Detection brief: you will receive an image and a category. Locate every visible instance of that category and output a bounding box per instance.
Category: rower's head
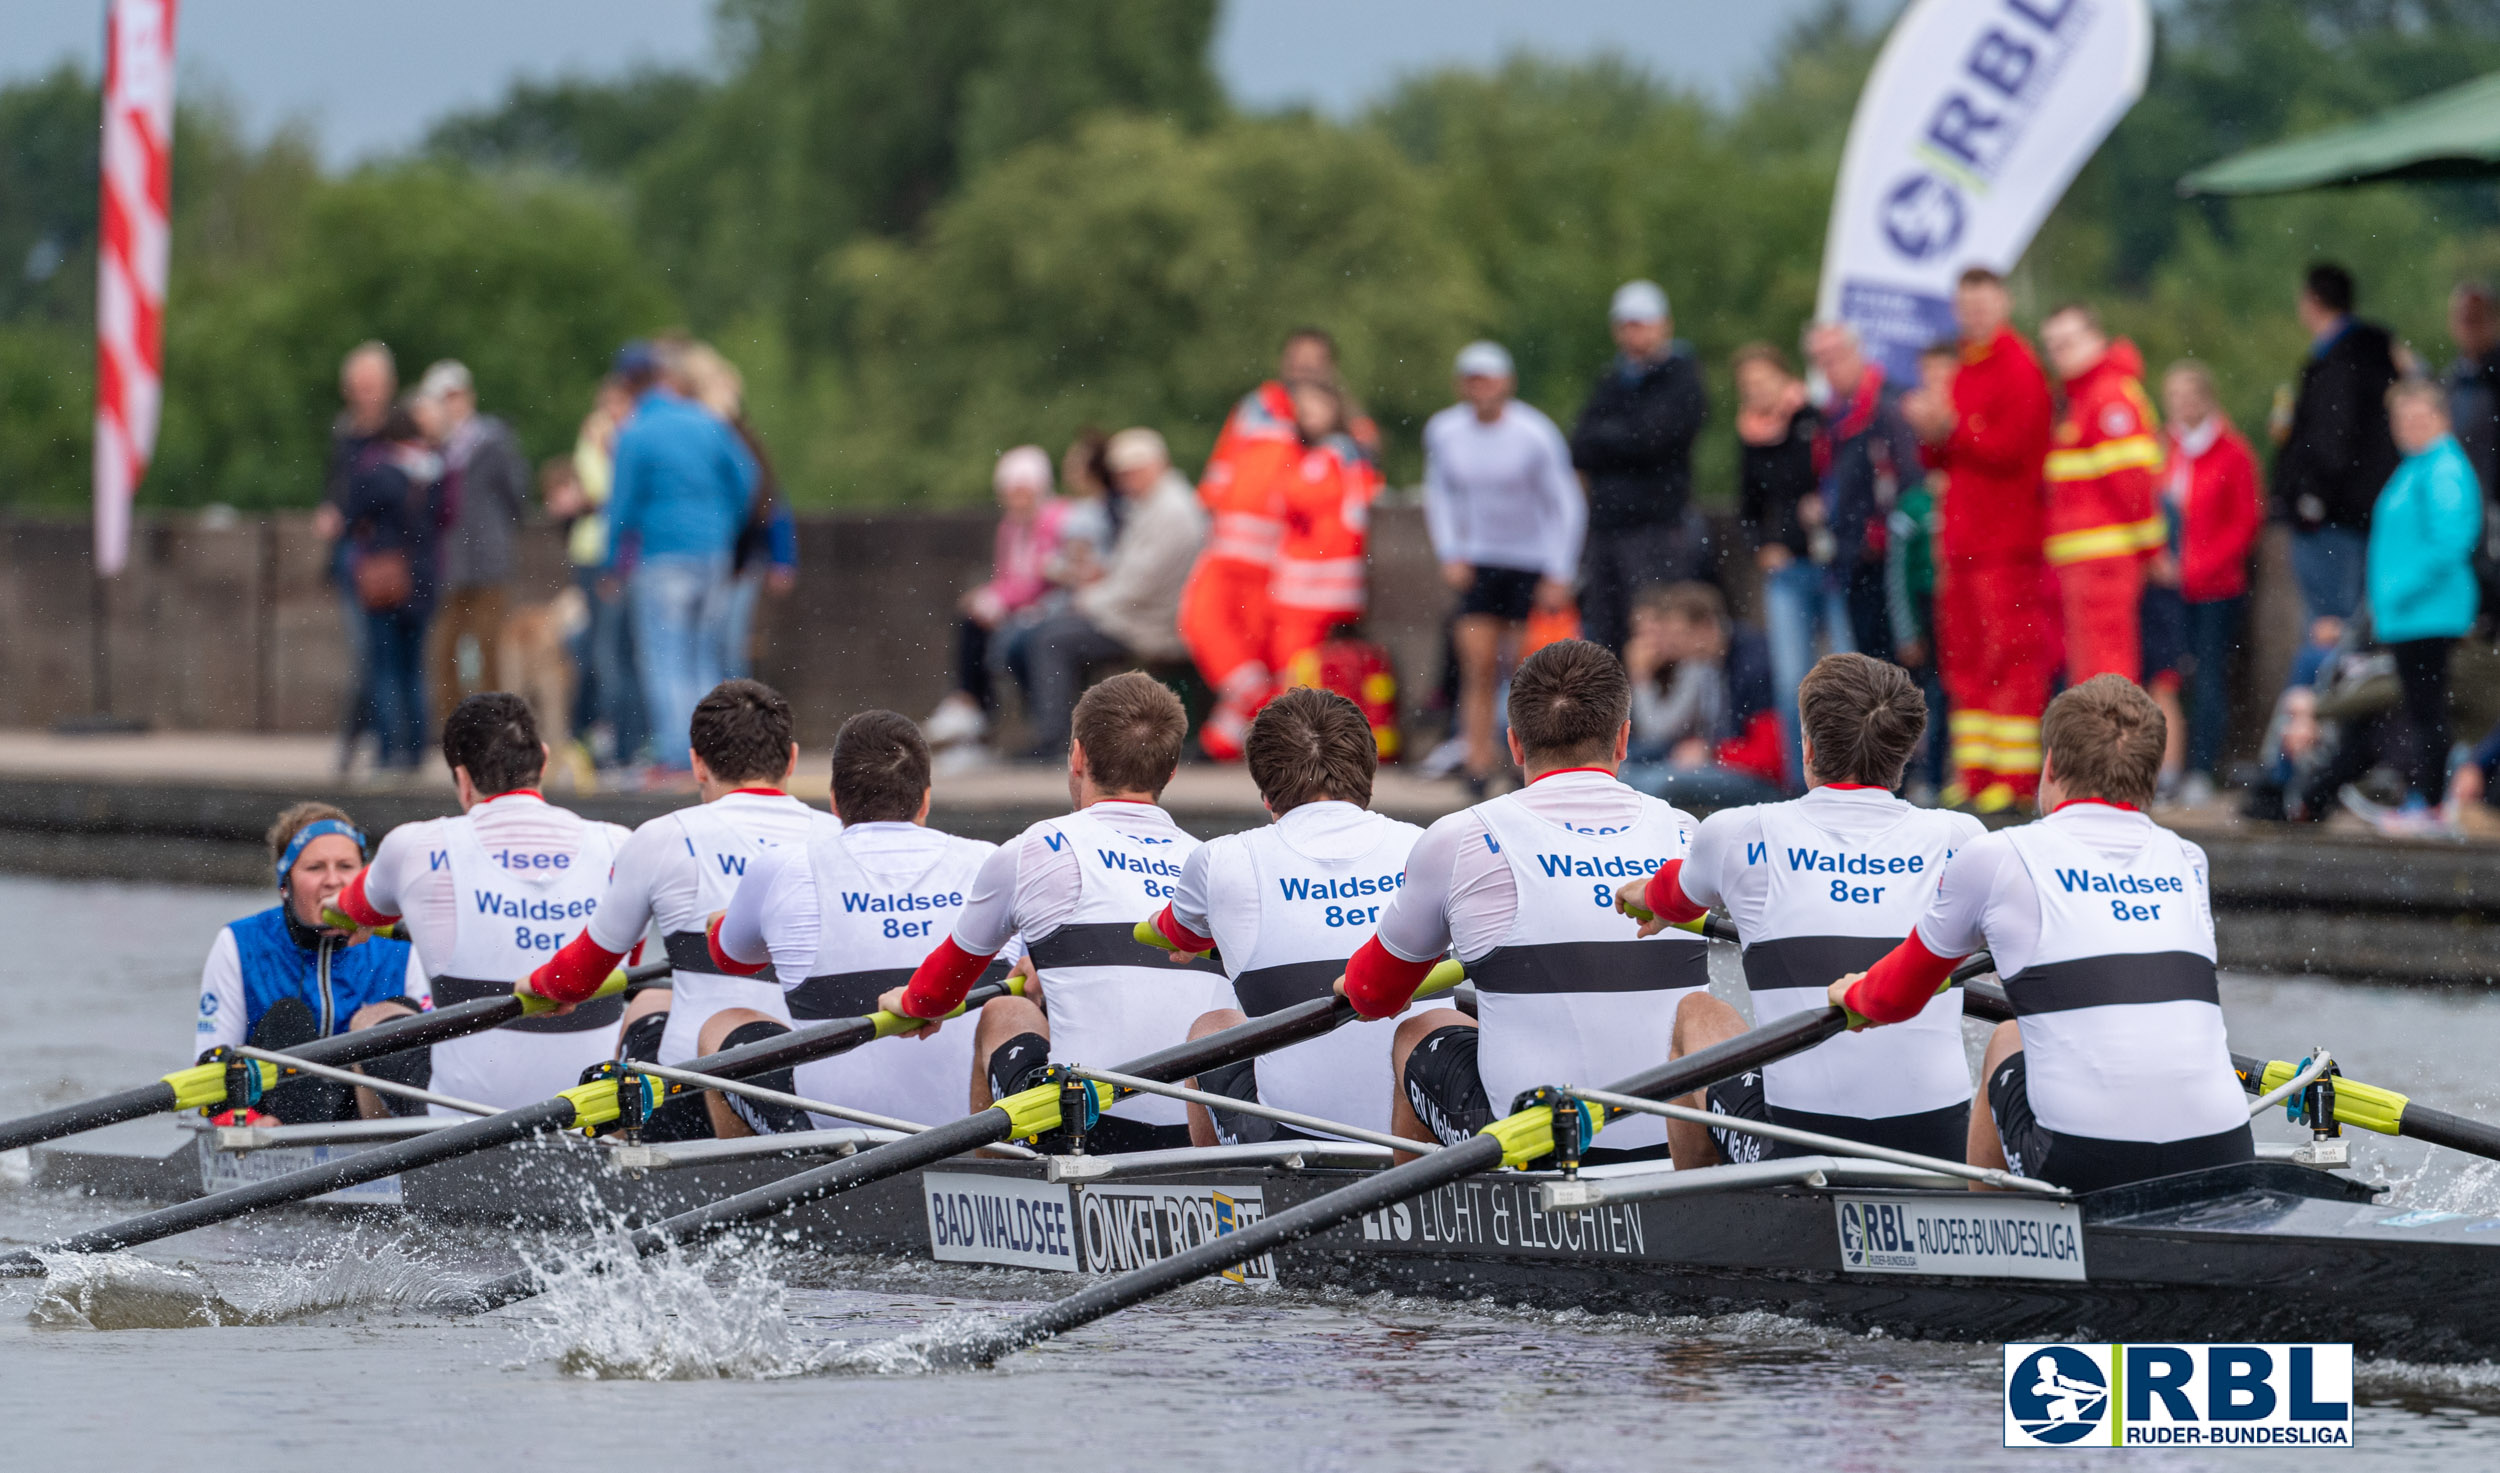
[830,709,933,826]
[1246,686,1376,817]
[2039,674,2165,811]
[267,801,366,930]
[441,692,547,812]
[1068,672,1187,809]
[1797,653,1926,791]
[1504,638,1631,778]
[690,679,799,802]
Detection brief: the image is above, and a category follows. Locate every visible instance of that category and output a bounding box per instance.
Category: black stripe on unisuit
[665,929,780,984]
[1028,922,1224,974]
[429,976,626,1034]
[1230,958,1352,1017]
[2002,951,2220,1016]
[1465,938,1706,995]
[1738,934,1901,995]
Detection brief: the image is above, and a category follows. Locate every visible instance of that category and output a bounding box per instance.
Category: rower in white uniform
[1340,639,1703,1161]
[701,709,1008,1138]
[1831,674,2255,1192]
[1612,653,1982,1168]
[886,672,1228,1152]
[523,679,838,1138]
[333,692,632,1112]
[1145,686,1449,1146]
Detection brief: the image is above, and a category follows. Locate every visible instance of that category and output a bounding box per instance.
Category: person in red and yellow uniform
[1178,379,1292,760]
[1270,381,1382,678]
[2040,304,2166,685]
[1904,267,2057,812]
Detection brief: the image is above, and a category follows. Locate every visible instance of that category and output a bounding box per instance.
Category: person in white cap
[926,445,1064,758]
[1009,427,1206,757]
[1423,340,1586,793]
[1570,279,1711,655]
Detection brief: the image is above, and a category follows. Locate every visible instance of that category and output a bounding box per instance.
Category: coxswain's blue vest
[227,906,416,1041]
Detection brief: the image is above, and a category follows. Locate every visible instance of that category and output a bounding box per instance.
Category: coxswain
[522,680,837,1137]
[885,672,1227,1151]
[331,692,633,1111]
[1341,639,1704,1159]
[1830,674,2254,1191]
[1613,653,1982,1168]
[699,710,1007,1137]
[1146,686,1448,1146]
[196,802,430,1123]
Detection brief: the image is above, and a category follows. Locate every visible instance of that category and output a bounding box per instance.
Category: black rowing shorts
[1457,565,1543,622]
[1194,1059,1318,1147]
[1986,1050,2254,1194]
[1399,1023,1671,1166]
[1702,1068,1970,1165]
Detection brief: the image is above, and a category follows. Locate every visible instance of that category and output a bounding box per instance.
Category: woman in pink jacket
[927,446,1065,752]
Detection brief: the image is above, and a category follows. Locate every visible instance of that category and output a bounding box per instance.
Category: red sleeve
[1714,711,1788,789]
[1150,904,1214,954]
[705,912,768,977]
[1841,930,1964,1025]
[898,936,997,1019]
[335,868,397,928]
[2216,439,2264,564]
[528,931,627,1006]
[1342,935,1437,1021]
[1640,859,1711,927]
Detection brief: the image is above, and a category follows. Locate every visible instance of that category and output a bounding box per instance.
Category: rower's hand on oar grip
[873,986,943,1040]
[1826,974,1875,1032]
[513,975,576,1018]
[1611,879,1671,937]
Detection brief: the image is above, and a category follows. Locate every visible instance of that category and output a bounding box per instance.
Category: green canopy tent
[2180,69,2500,195]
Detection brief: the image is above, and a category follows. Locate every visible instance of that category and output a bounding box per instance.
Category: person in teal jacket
[2366,379,2485,807]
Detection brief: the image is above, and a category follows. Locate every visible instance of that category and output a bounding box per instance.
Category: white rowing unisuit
[1912,802,2243,1144]
[1676,785,1981,1121]
[1375,769,1702,1149]
[1171,801,1446,1138]
[358,792,630,1112]
[719,821,999,1129]
[948,800,1227,1127]
[585,790,839,1063]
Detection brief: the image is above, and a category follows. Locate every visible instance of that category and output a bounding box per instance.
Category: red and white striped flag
[94,0,180,576]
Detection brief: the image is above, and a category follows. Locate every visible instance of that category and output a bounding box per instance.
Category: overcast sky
[0,0,1864,167]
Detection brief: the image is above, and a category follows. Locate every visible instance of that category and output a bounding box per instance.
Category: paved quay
[0,729,2489,985]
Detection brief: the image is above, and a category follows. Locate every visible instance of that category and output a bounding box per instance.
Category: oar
[1957,969,2500,1164]
[0,974,1023,1279]
[460,958,1470,1312]
[0,961,671,1155]
[942,998,1854,1366]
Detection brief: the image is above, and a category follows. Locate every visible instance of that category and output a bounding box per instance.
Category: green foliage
[423,69,709,177]
[0,65,102,327]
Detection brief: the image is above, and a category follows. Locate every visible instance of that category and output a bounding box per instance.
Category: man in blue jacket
[607,341,759,770]
[2362,378,2484,825]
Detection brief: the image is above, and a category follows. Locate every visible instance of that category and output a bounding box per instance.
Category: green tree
[0,65,102,327]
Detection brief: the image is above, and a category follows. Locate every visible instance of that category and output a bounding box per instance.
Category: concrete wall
[0,505,2319,755]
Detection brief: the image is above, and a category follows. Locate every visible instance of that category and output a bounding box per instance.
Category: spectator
[2445,719,2500,829]
[315,341,396,774]
[2039,304,2164,685]
[548,372,648,769]
[1885,342,1958,801]
[411,360,530,733]
[1617,582,1784,810]
[1422,340,1586,792]
[1736,339,1829,787]
[1570,279,1712,654]
[1805,324,1922,711]
[2155,360,2264,806]
[1904,266,2055,812]
[606,341,760,771]
[672,343,796,683]
[927,445,1065,755]
[2358,378,2483,825]
[2273,262,2400,624]
[1268,381,1383,679]
[1011,428,1205,757]
[1056,429,1119,583]
[339,405,445,773]
[2444,281,2500,494]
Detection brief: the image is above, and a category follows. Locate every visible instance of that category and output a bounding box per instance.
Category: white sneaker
[2176,772,2216,809]
[1419,736,1470,780]
[923,693,988,748]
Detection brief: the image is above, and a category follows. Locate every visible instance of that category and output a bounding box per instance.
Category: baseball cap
[1105,427,1169,474]
[993,444,1053,494]
[415,359,472,402]
[1454,340,1514,380]
[1610,279,1669,324]
[611,339,658,378]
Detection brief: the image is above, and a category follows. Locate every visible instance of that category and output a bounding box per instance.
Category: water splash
[512,1225,829,1381]
[24,1225,477,1331]
[2382,1156,2500,1216]
[825,1310,1017,1376]
[2357,1358,2500,1406]
[27,1253,242,1330]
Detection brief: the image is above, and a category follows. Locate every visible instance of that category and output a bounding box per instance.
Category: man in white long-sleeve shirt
[1423,340,1589,790]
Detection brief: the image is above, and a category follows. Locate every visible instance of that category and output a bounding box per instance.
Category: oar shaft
[2396,1103,2500,1161]
[0,1083,178,1156]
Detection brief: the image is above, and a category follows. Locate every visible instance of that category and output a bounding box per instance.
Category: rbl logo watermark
[2003,1343,2353,1448]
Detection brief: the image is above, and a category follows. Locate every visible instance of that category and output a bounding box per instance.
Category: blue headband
[278,818,367,890]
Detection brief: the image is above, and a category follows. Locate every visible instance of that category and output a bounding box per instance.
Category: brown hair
[1246,686,1376,812]
[441,692,542,795]
[1507,639,1630,767]
[829,710,929,825]
[690,679,796,785]
[1634,580,1726,628]
[1957,265,2005,290]
[2387,375,2448,417]
[2041,674,2166,808]
[1072,672,1187,798]
[1798,654,1926,789]
[1730,341,1791,378]
[267,801,359,870]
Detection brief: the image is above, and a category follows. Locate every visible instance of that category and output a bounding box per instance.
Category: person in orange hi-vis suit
[1182,330,1372,760]
[1270,382,1383,676]
[2039,303,2167,685]
[1904,267,2056,812]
